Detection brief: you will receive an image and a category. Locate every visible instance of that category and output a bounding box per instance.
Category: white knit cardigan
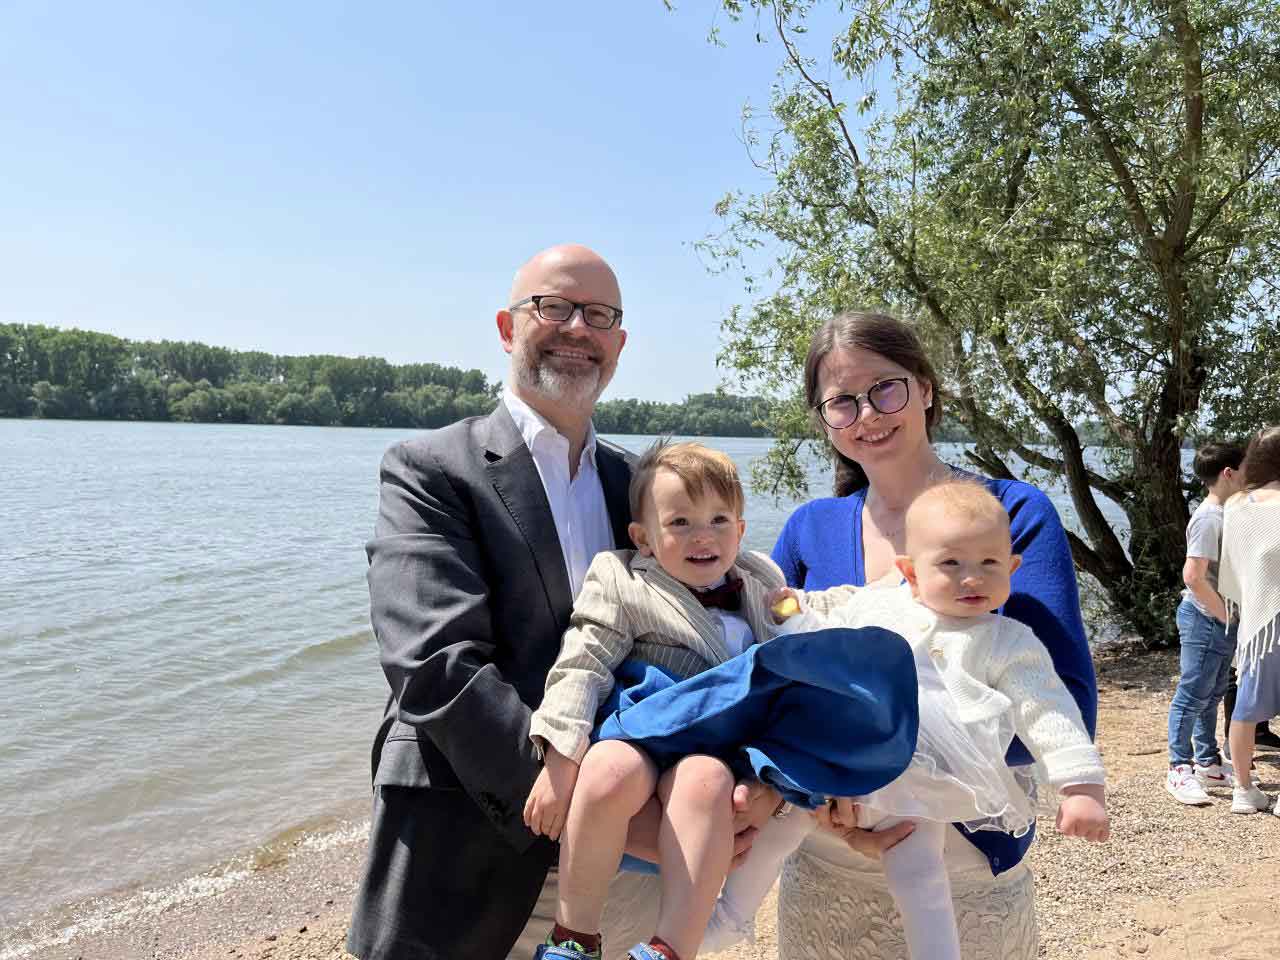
[1219,491,1280,675]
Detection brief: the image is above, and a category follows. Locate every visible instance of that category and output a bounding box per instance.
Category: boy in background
[1166,441,1246,804]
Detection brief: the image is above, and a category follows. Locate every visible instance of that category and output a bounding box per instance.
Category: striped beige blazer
[528,548,786,764]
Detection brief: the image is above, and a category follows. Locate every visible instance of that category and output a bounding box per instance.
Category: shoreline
[8,645,1280,960]
[0,806,370,960]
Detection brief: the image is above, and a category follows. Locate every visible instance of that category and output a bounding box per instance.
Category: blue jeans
[1168,598,1237,766]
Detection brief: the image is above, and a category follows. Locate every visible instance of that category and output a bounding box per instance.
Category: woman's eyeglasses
[814,377,911,429]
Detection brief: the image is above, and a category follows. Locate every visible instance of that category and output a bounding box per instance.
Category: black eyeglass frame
[814,377,912,429]
[508,294,624,330]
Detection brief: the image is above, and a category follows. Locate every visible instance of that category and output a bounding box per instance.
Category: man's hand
[816,798,915,859]
[728,780,782,868]
[522,746,579,841]
[1056,784,1109,842]
[622,794,759,866]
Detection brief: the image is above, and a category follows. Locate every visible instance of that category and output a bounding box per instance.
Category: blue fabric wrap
[598,626,919,875]
[594,626,920,805]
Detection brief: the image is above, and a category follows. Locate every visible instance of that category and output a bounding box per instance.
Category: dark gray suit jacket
[348,403,633,960]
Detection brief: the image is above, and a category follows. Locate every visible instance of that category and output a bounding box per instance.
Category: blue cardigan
[771,474,1098,875]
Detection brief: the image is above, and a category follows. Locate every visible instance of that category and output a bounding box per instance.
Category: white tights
[706,808,959,960]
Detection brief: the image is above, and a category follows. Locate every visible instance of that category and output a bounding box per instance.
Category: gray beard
[512,345,606,408]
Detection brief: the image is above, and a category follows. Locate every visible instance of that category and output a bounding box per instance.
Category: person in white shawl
[1219,425,1280,816]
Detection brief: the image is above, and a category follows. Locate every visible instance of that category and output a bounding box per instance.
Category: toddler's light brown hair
[628,440,745,522]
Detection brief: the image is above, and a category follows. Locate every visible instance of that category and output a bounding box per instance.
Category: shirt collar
[503,387,598,469]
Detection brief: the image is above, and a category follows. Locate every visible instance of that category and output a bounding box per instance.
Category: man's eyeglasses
[508,295,623,330]
[814,377,911,430]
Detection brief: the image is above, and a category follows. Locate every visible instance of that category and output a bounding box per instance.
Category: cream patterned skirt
[777,832,1038,960]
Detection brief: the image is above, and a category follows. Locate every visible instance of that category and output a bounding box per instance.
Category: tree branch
[1167,0,1204,248]
[1065,529,1118,583]
[1184,142,1280,251]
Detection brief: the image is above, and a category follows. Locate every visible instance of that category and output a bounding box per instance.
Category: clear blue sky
[0,1,847,402]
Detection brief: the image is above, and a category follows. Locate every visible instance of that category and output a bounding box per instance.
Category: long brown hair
[1242,425,1280,490]
[803,312,944,497]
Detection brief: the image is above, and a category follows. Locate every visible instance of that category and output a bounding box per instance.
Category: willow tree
[698,0,1280,642]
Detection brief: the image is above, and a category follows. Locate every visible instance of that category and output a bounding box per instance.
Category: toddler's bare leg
[558,740,658,934]
[652,754,736,958]
[871,814,959,960]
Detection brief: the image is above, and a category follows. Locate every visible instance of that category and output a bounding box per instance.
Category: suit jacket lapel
[483,404,573,623]
[630,553,731,664]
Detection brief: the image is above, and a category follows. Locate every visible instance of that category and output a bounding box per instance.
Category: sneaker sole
[1165,782,1212,806]
[1231,803,1264,814]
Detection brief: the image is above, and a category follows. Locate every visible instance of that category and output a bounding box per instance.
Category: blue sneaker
[626,945,669,960]
[533,938,601,960]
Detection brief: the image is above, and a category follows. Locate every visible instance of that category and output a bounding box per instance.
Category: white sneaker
[1194,762,1235,790]
[1166,765,1212,805]
[1231,785,1271,814]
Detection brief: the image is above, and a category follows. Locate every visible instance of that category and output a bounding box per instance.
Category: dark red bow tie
[692,576,743,613]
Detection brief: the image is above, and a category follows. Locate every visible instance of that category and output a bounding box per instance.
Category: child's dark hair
[1242,426,1280,490]
[628,439,745,522]
[1191,440,1246,486]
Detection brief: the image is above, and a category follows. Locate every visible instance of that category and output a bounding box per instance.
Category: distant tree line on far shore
[0,324,830,437]
[0,324,498,428]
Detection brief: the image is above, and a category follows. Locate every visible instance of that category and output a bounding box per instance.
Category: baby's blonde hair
[904,480,1011,550]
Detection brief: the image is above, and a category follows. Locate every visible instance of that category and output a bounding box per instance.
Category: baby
[704,479,1109,960]
[523,439,786,960]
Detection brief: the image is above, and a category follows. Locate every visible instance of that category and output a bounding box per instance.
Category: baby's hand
[523,745,579,841]
[1055,784,1109,842]
[768,587,802,622]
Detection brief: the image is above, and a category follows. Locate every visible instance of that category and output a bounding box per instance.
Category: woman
[770,312,1098,960]
[1220,425,1280,817]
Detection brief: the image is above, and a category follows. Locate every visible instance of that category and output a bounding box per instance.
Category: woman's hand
[816,799,915,859]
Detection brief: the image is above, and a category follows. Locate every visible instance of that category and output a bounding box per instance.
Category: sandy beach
[14,643,1280,960]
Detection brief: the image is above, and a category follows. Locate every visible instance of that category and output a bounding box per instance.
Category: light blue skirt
[1233,644,1280,722]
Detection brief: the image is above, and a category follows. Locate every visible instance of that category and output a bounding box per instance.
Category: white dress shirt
[693,575,756,658]
[504,388,615,600]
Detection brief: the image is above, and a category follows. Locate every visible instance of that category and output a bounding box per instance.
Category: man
[346,244,778,960]
[1165,440,1246,805]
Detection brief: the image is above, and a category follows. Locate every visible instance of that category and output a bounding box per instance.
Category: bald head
[905,480,1011,552]
[508,244,622,311]
[498,243,627,430]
